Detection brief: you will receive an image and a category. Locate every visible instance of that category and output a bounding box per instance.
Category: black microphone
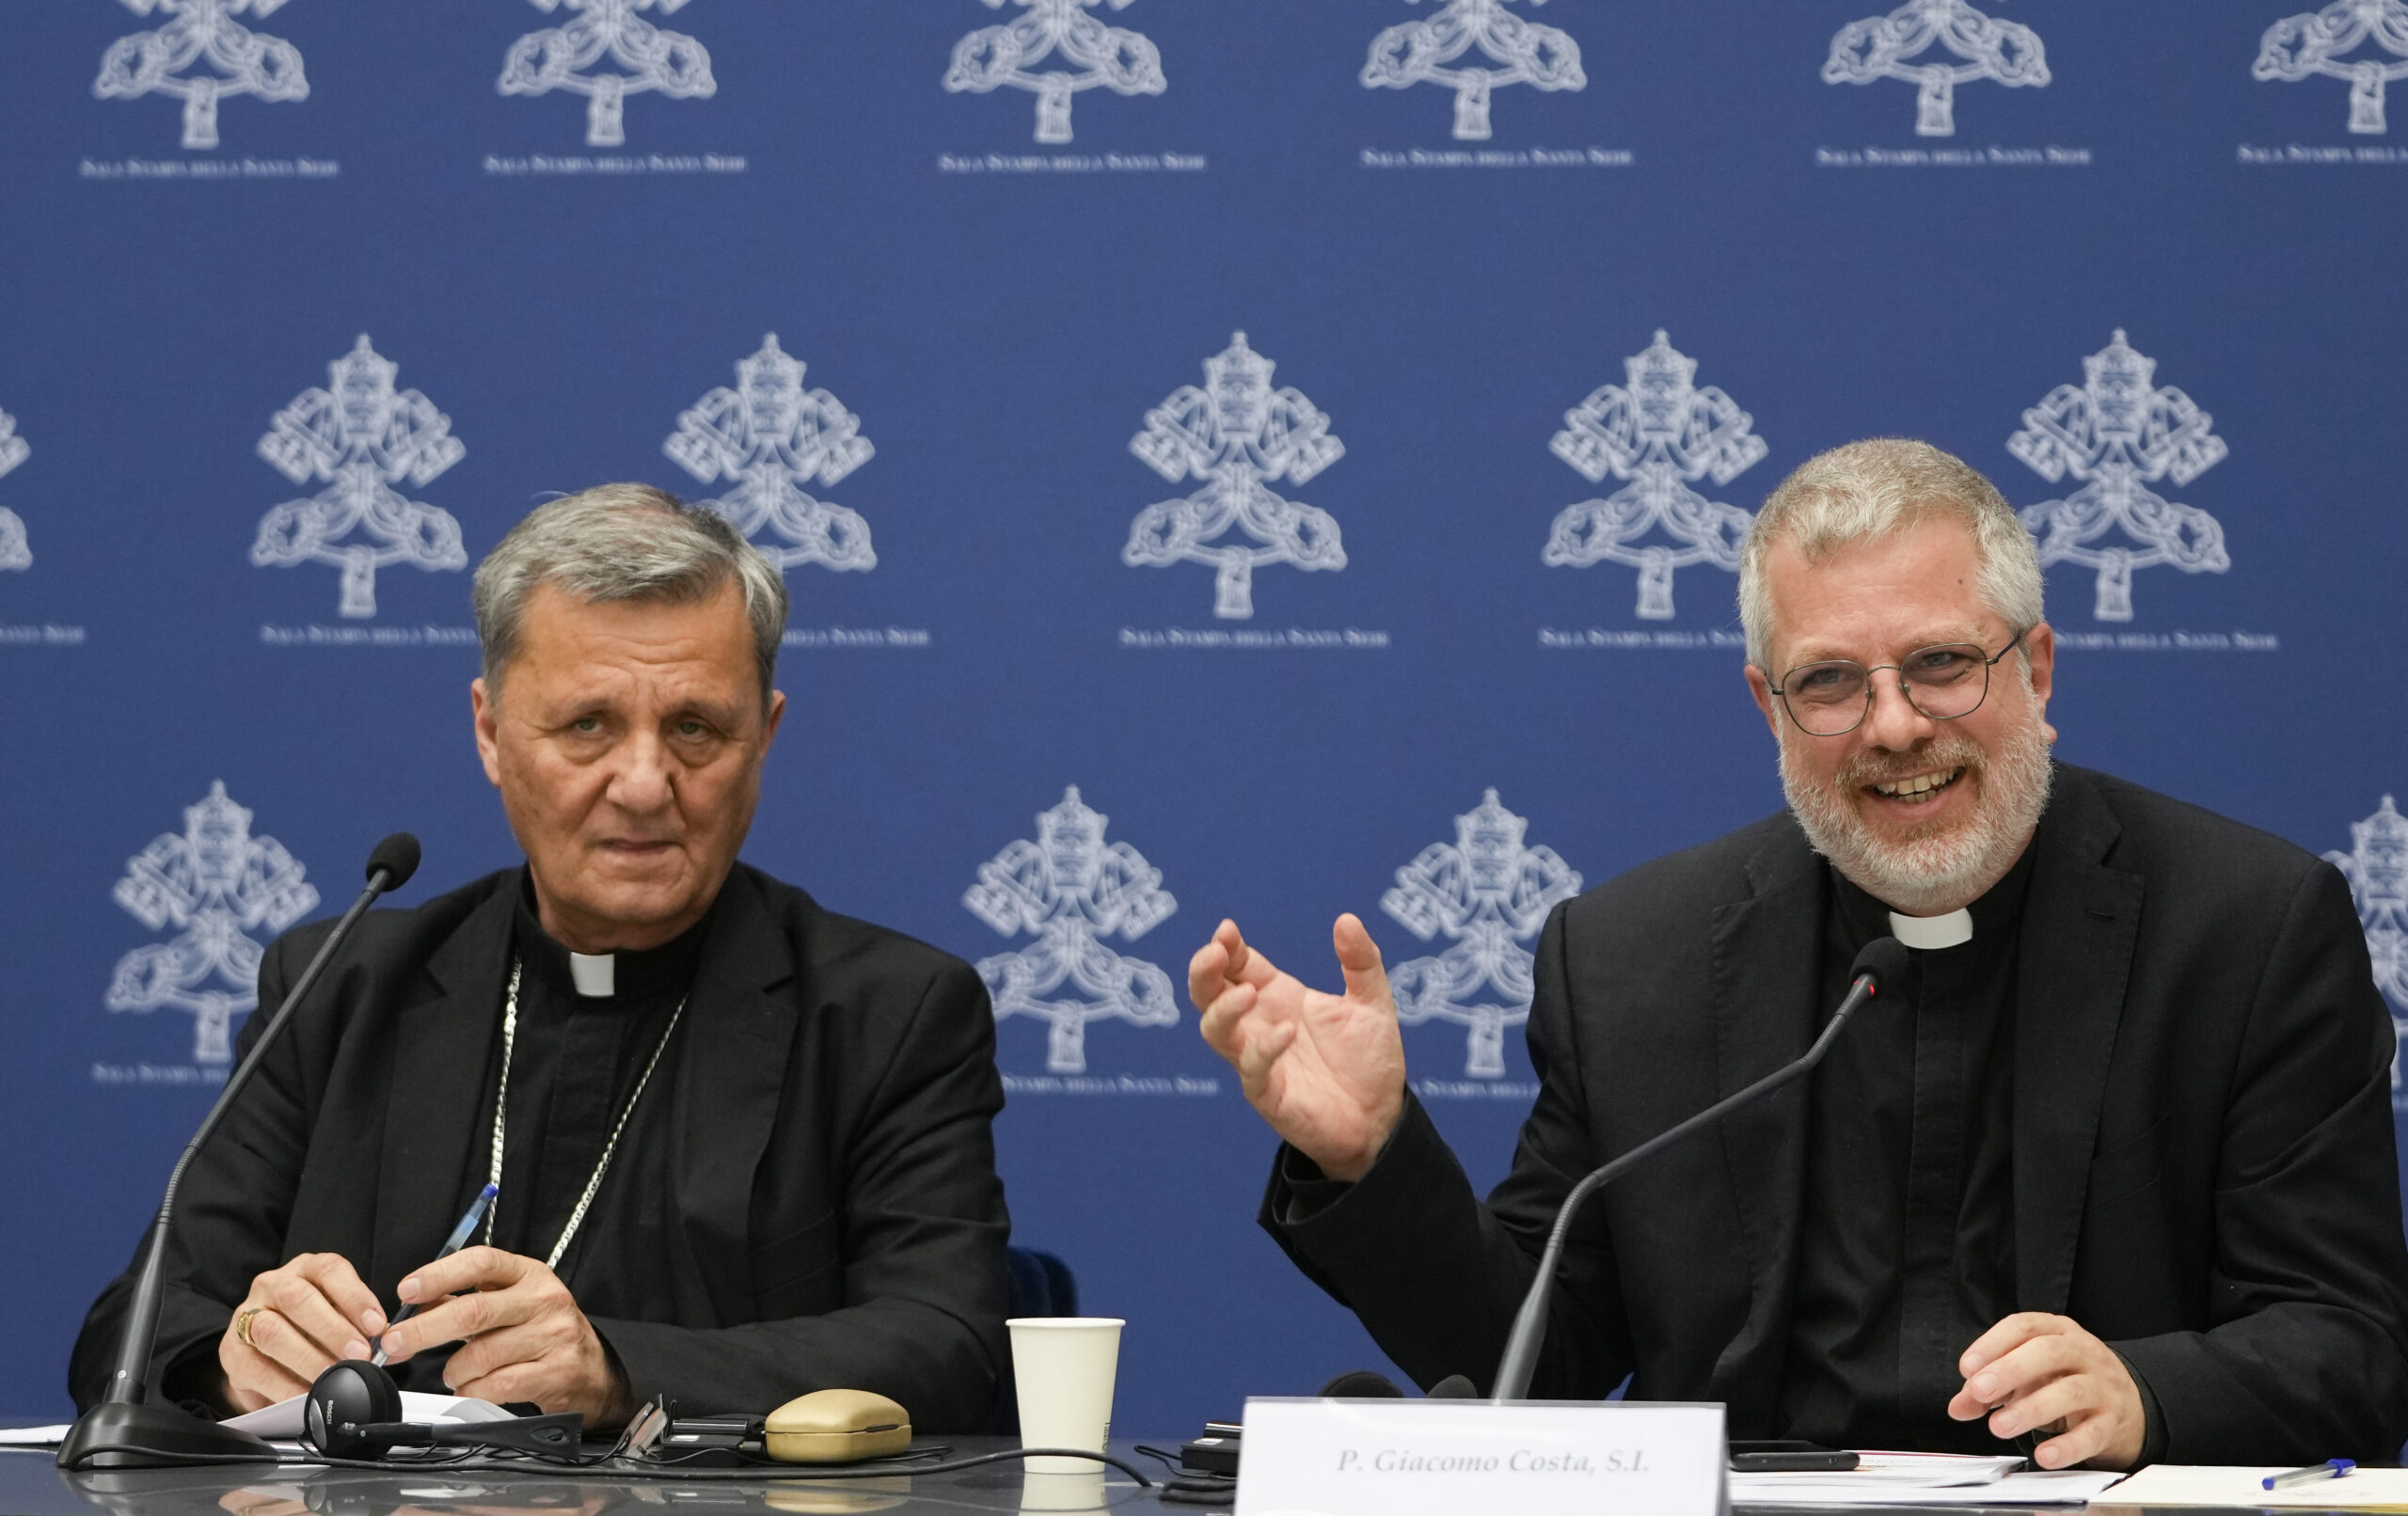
[1316,1370,1406,1398]
[59,834,422,1470]
[1488,937,1909,1402]
[304,1362,582,1460]
[1316,1369,1479,1398]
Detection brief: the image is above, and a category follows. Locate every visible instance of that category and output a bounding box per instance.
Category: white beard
[1780,712,2053,916]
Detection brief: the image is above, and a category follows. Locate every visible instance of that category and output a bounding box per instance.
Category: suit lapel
[1706,824,1827,1416]
[667,867,805,1319]
[2012,770,2144,1314]
[370,881,515,1299]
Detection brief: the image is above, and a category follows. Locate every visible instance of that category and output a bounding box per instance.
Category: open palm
[1190,913,1406,1181]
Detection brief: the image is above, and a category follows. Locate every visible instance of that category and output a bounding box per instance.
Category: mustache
[1835,735,1986,791]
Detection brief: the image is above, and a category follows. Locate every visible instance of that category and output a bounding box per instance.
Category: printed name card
[1236,1397,1727,1516]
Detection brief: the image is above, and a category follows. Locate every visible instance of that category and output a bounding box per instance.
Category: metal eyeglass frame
[1768,626,2030,737]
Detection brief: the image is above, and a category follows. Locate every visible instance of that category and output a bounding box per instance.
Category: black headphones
[305,1361,583,1461]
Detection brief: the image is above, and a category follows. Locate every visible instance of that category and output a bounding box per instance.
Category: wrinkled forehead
[495,578,759,703]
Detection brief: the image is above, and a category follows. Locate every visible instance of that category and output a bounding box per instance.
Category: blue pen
[2263,1460,2355,1490]
[370,1182,498,1367]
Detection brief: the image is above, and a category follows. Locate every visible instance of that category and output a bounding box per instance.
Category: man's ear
[761,689,785,749]
[2023,622,2057,744]
[471,678,503,787]
[1744,663,1782,738]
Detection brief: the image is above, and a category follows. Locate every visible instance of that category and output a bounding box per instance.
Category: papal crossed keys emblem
[1382,790,1583,1079]
[0,407,29,572]
[944,0,1166,145]
[250,336,468,619]
[663,334,878,574]
[2327,796,2408,1102]
[107,782,320,1066]
[964,787,1180,1075]
[1823,0,2048,136]
[1361,0,1586,142]
[1123,332,1347,621]
[96,0,309,150]
[1542,330,1766,621]
[2009,330,2228,624]
[499,0,717,148]
[2256,0,2408,134]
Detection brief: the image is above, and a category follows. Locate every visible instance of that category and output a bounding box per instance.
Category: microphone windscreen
[1850,936,1910,993]
[366,832,420,891]
[1425,1374,1477,1398]
[1317,1370,1404,1398]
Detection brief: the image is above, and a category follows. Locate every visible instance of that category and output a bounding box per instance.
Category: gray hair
[1737,438,2043,670]
[472,482,788,704]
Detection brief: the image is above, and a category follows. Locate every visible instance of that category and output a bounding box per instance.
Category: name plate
[1236,1397,1727,1516]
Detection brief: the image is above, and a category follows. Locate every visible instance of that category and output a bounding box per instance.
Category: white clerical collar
[568,952,616,998]
[1889,908,1974,951]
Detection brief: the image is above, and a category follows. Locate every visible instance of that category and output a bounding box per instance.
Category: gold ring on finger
[233,1306,265,1349]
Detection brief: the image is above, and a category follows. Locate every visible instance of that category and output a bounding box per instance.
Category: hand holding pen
[371,1183,498,1367]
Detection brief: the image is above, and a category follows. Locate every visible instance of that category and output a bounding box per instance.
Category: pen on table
[370,1182,497,1367]
[2264,1460,2356,1490]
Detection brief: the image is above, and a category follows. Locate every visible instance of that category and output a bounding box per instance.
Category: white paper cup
[1007,1317,1123,1475]
[1017,1470,1104,1512]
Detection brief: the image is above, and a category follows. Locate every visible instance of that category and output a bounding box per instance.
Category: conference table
[0,1441,2316,1516]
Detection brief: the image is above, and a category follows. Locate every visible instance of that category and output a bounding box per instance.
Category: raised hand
[1190,914,1407,1182]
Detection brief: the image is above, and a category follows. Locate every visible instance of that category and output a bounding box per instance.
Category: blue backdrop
[4,0,2404,1437]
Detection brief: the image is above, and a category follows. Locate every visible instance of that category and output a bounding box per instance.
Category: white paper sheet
[0,1425,73,1447]
[2089,1464,2408,1508]
[1733,1452,2124,1507]
[1741,1452,2027,1491]
[1735,1469,2126,1506]
[222,1390,512,1439]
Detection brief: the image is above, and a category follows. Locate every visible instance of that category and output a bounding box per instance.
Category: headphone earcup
[306,1360,404,1459]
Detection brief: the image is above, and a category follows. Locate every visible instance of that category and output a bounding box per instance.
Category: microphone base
[56,1401,277,1470]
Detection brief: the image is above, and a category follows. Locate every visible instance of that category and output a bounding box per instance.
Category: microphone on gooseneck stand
[59,834,422,1471]
[1487,936,1909,1403]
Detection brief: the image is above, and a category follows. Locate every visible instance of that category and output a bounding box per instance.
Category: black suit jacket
[1269,765,2408,1461]
[71,863,1011,1432]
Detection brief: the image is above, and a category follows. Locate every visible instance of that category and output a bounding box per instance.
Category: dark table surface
[3,1440,1172,1516]
[0,1442,2329,1516]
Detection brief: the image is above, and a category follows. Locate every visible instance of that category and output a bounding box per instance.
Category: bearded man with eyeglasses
[1191,438,2408,1468]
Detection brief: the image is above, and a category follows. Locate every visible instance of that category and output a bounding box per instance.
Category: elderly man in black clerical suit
[71,484,1009,1431]
[1191,439,2408,1467]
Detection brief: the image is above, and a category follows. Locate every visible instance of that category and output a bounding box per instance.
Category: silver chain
[483,955,689,1271]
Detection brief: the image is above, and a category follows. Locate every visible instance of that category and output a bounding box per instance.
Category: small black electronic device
[303,1359,584,1461]
[1180,1433,1239,1477]
[1729,1440,1860,1472]
[657,1413,765,1465]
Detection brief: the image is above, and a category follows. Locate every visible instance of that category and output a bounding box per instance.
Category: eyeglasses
[1767,628,2028,737]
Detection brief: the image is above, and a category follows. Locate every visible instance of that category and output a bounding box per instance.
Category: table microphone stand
[59,835,420,1469]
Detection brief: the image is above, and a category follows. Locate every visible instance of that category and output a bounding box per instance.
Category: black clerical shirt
[1776,848,2035,1450]
[387,888,714,1393]
[475,886,705,1270]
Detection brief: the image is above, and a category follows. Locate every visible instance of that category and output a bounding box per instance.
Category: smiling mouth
[1866,766,1964,804]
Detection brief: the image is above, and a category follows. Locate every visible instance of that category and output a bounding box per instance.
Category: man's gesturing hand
[220,1254,387,1412]
[377,1247,631,1427]
[1190,915,1406,1182]
[1948,1313,2146,1469]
